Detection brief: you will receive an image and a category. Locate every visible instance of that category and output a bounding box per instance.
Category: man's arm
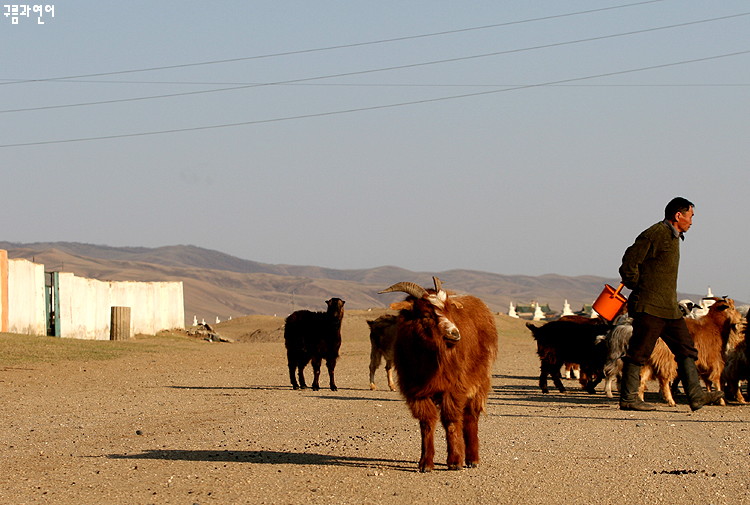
[619,234,651,289]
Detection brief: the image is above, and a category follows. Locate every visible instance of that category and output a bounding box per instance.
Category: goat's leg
[735,382,747,404]
[310,357,322,391]
[637,367,650,401]
[709,374,727,406]
[604,376,614,398]
[385,360,396,391]
[670,378,682,397]
[288,363,299,390]
[548,362,567,393]
[442,419,465,471]
[722,372,743,403]
[659,377,677,407]
[572,364,581,379]
[538,364,550,394]
[296,363,308,389]
[463,397,482,468]
[411,399,438,472]
[369,348,381,390]
[561,364,571,379]
[326,357,338,391]
[732,383,745,403]
[584,374,602,394]
[441,395,465,471]
[637,378,647,401]
[286,350,301,389]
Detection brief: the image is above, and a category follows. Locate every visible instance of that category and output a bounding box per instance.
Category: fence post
[110,306,132,340]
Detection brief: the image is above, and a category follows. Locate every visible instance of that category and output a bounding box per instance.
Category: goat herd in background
[282,277,748,472]
[526,297,747,406]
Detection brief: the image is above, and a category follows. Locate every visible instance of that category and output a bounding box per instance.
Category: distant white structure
[216,316,221,324]
[193,315,198,326]
[562,299,574,316]
[691,286,716,318]
[533,304,545,321]
[678,287,717,319]
[508,302,519,318]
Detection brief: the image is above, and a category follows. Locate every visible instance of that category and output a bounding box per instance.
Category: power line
[2,49,748,149]
[0,0,666,86]
[4,77,748,88]
[2,12,747,114]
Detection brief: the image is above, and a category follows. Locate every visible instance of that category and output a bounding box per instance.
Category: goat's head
[706,297,743,331]
[379,276,462,344]
[325,298,346,319]
[678,299,696,317]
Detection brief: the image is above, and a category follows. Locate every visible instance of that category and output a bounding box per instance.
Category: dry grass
[0,311,533,367]
[0,331,199,366]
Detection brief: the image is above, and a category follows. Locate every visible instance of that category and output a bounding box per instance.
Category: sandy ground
[1,311,749,505]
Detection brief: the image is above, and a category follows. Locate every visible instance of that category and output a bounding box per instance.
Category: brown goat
[639,298,743,406]
[721,312,748,403]
[379,277,498,473]
[367,314,398,391]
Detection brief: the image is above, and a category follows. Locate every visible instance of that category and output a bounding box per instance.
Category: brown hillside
[1,241,704,326]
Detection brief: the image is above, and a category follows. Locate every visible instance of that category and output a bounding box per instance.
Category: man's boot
[676,356,723,411]
[619,361,656,411]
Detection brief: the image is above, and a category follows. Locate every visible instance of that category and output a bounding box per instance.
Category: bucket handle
[611,282,625,298]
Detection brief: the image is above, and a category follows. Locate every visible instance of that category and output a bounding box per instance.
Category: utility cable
[2,48,747,148]
[1,11,747,114]
[0,0,666,86]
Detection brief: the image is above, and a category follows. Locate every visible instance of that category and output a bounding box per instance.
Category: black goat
[526,317,610,394]
[284,298,345,391]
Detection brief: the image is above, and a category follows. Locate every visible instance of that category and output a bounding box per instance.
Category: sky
[2,1,749,302]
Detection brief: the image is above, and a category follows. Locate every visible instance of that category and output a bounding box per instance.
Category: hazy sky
[2,1,749,302]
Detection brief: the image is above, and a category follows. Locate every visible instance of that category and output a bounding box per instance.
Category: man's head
[665,197,694,233]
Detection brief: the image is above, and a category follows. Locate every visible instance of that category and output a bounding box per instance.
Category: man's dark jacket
[619,220,683,320]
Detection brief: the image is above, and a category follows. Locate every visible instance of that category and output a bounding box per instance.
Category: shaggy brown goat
[379,277,498,472]
[639,298,743,406]
[721,312,748,403]
[284,297,345,391]
[367,314,398,391]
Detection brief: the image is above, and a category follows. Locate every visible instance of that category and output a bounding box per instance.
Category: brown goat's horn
[379,282,427,299]
[432,276,443,292]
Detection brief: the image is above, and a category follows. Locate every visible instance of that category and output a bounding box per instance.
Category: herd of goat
[282,278,749,472]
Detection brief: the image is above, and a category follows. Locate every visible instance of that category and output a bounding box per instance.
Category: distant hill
[0,241,703,324]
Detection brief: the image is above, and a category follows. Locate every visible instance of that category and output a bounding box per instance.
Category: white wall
[0,249,184,340]
[57,274,185,340]
[6,258,46,336]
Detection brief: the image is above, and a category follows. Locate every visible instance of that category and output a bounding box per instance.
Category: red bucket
[592,283,627,321]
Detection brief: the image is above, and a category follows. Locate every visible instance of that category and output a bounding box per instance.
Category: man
[618,197,723,411]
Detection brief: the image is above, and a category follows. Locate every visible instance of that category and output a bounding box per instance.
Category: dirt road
[1,312,748,504]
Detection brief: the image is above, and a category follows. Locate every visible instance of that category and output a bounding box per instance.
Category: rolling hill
[0,241,699,325]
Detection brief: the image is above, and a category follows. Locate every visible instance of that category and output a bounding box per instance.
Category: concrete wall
[0,250,184,340]
[107,280,185,337]
[6,257,46,336]
[56,274,185,340]
[0,250,7,332]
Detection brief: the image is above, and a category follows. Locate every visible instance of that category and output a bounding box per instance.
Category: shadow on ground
[107,449,418,472]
